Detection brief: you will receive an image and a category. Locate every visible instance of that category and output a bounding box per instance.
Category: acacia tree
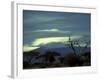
[41,51,60,64]
[24,51,40,63]
[63,35,90,55]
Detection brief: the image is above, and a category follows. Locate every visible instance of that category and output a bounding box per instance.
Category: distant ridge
[25,46,90,56]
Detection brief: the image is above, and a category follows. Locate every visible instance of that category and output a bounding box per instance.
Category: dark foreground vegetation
[23,50,91,69]
[23,36,91,69]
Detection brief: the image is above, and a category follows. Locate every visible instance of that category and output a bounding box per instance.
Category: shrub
[63,53,83,67]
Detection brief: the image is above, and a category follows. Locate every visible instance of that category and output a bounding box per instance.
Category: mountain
[33,46,90,56]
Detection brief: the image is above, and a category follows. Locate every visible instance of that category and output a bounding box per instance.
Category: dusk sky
[23,10,90,52]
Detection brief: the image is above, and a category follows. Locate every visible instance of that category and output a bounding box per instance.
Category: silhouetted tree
[23,51,40,64]
[41,51,60,64]
[63,53,83,66]
[64,35,90,54]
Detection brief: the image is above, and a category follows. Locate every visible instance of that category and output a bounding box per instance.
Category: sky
[23,10,90,52]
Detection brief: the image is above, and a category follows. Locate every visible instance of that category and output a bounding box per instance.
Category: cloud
[32,36,82,46]
[35,29,58,32]
[33,29,71,33]
[24,29,71,35]
[23,45,39,52]
[23,35,85,52]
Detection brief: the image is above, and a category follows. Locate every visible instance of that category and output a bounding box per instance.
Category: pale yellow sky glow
[32,37,68,46]
[32,36,81,46]
[24,36,82,52]
[23,45,39,52]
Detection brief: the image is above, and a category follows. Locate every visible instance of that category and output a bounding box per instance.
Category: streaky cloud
[32,36,82,46]
[33,29,71,33]
[23,45,39,52]
[34,29,59,32]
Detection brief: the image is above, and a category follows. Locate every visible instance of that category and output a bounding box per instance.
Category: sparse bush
[63,53,83,66]
[23,61,31,69]
[81,52,91,66]
[42,51,60,64]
